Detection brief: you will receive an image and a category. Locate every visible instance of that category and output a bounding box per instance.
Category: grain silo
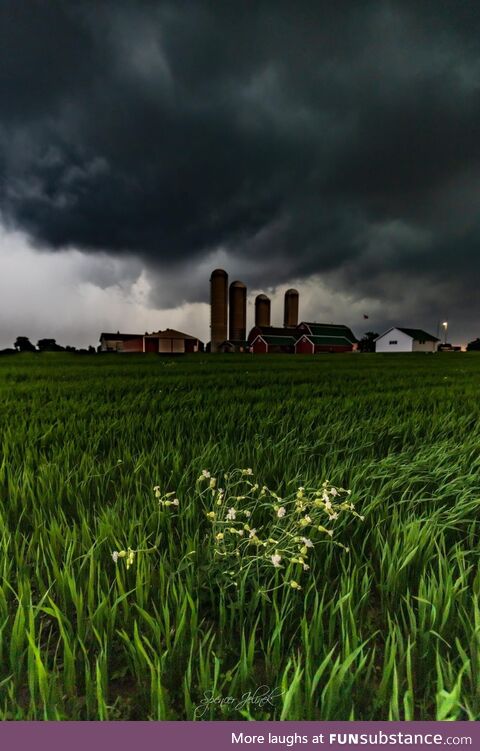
[229,281,247,342]
[284,288,299,328]
[210,269,228,352]
[255,294,271,327]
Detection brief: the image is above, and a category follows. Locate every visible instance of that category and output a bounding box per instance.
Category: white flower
[271,553,282,568]
[226,507,236,521]
[301,537,313,548]
[172,498,179,507]
[277,506,286,518]
[112,551,119,564]
[242,468,253,475]
[244,510,251,518]
[324,498,333,511]
[249,528,257,538]
[202,470,211,478]
[303,563,310,571]
[330,487,339,497]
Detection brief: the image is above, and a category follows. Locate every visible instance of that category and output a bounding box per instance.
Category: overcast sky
[1,0,480,348]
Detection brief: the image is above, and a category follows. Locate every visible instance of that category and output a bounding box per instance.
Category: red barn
[99,332,143,352]
[246,323,357,354]
[248,326,297,354]
[295,323,357,353]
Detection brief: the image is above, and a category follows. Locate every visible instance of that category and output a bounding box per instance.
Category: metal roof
[397,327,439,342]
[100,332,142,340]
[259,335,296,345]
[375,327,439,342]
[144,329,199,340]
[300,335,354,346]
[251,326,297,337]
[300,322,357,342]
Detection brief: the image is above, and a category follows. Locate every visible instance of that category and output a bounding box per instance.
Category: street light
[442,321,448,345]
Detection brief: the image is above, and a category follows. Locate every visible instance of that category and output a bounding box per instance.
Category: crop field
[0,352,479,720]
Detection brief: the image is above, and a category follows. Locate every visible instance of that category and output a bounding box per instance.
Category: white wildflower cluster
[198,470,363,593]
[109,482,180,571]
[154,485,180,508]
[111,547,136,570]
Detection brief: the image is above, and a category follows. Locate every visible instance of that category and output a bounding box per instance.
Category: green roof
[306,335,354,346]
[301,323,357,342]
[260,335,296,345]
[397,328,439,342]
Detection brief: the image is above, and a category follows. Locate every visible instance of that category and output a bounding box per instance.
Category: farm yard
[0,352,479,720]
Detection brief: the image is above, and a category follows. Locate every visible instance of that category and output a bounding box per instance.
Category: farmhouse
[99,332,143,352]
[99,329,203,353]
[295,322,358,353]
[375,327,439,353]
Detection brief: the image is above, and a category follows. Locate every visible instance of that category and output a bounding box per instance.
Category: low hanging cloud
[1,1,480,342]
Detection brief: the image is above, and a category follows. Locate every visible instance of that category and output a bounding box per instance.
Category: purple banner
[0,722,476,751]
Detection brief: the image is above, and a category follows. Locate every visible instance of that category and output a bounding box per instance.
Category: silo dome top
[255,293,270,300]
[230,280,246,288]
[285,288,299,295]
[211,268,228,278]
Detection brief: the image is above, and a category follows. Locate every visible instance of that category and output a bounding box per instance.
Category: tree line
[0,337,97,355]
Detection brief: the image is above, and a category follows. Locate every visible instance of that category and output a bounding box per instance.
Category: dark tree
[466,338,480,351]
[358,331,379,353]
[37,338,65,352]
[14,336,36,352]
[88,345,96,353]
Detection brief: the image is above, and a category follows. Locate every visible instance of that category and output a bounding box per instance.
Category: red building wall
[252,338,268,353]
[144,338,158,353]
[122,338,144,352]
[314,344,352,353]
[296,338,314,354]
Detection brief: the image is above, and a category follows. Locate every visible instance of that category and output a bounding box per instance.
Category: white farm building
[375,327,440,353]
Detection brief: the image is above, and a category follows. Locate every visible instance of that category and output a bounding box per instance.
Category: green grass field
[0,352,479,720]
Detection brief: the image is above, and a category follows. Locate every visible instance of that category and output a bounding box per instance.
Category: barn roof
[100,332,142,341]
[259,335,296,345]
[252,326,297,337]
[299,322,358,342]
[145,328,199,340]
[397,327,439,342]
[375,327,439,342]
[301,335,354,346]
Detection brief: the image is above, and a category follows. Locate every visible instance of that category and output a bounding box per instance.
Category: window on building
[389,340,398,345]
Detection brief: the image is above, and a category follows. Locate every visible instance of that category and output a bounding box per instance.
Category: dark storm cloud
[1,0,480,312]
